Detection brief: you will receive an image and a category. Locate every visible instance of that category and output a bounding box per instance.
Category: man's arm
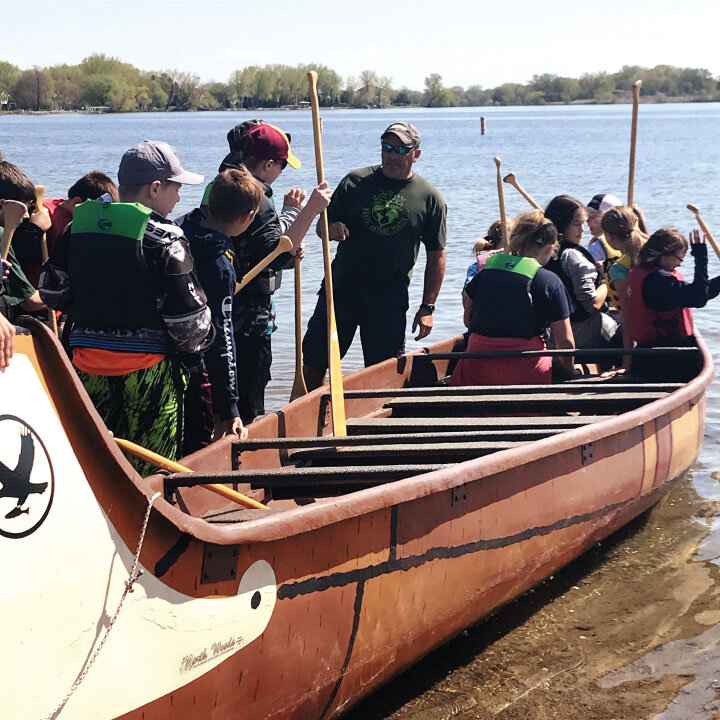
[412,249,446,340]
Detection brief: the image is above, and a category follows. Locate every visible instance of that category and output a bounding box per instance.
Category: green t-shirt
[328,166,446,307]
[0,228,36,310]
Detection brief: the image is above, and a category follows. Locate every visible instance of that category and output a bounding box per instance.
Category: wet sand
[345,470,720,720]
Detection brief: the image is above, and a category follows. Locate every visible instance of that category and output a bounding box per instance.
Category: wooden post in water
[480,117,486,135]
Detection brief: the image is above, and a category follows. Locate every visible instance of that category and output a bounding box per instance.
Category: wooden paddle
[289,257,308,401]
[114,436,269,510]
[308,69,347,436]
[494,157,508,246]
[34,186,58,335]
[687,204,720,261]
[503,172,542,210]
[235,235,293,294]
[0,200,28,260]
[627,80,642,206]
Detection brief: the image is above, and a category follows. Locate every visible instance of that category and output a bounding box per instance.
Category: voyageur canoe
[1,318,712,720]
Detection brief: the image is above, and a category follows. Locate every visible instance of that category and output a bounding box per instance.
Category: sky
[2,0,719,90]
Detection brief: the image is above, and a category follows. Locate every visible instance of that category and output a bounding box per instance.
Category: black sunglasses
[381,141,412,156]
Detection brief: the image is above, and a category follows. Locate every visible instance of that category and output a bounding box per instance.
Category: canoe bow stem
[40,491,162,720]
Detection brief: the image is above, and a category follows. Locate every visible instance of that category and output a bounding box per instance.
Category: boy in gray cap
[302,121,446,390]
[40,140,213,473]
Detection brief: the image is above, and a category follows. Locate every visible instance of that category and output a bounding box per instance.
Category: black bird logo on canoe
[0,428,46,519]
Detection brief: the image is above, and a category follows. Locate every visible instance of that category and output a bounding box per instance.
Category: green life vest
[484,252,541,279]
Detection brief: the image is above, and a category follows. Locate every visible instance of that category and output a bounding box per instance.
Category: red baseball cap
[242,124,301,169]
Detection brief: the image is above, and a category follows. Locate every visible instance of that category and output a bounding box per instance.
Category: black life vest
[468,253,543,339]
[68,200,168,353]
[545,240,602,322]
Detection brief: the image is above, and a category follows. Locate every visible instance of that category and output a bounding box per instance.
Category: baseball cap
[382,122,420,147]
[118,140,204,186]
[242,124,301,169]
[587,193,622,213]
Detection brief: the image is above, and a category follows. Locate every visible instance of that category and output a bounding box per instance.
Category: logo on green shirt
[362,191,408,236]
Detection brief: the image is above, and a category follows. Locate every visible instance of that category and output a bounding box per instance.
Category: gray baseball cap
[382,122,420,147]
[118,140,204,186]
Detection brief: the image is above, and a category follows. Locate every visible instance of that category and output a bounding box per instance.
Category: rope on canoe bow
[41,491,161,720]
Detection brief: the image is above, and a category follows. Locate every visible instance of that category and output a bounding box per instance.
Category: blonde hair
[508,210,558,257]
[601,206,647,266]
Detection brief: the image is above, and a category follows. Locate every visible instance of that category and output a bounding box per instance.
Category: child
[463,219,509,287]
[40,141,213,473]
[181,167,265,447]
[600,206,648,370]
[12,171,118,288]
[231,123,331,423]
[0,162,45,318]
[625,227,720,380]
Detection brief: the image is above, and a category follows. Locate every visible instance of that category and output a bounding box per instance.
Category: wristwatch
[419,303,435,314]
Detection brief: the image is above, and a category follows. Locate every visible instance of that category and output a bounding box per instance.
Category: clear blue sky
[2,0,719,89]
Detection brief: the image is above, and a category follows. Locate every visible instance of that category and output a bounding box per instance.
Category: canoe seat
[383,391,666,418]
[346,415,613,435]
[164,464,449,502]
[287,440,524,466]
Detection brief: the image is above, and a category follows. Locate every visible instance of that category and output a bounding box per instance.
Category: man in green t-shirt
[302,122,447,389]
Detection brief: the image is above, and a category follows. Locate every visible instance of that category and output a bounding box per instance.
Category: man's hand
[306,182,332,216]
[1,259,10,280]
[213,415,248,440]
[0,200,29,231]
[284,188,307,210]
[0,313,15,368]
[327,221,350,242]
[293,241,305,262]
[412,306,434,341]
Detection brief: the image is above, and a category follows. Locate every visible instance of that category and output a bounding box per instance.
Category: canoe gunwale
[19,317,713,546]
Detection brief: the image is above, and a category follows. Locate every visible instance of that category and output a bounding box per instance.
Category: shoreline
[1,96,718,116]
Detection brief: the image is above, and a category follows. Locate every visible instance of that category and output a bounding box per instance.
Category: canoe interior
[169,361,690,518]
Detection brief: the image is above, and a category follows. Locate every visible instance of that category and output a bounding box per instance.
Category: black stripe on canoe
[333,382,682,399]
[347,415,612,434]
[383,391,665,417]
[232,428,565,451]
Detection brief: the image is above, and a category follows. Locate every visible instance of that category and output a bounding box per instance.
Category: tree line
[0,54,718,112]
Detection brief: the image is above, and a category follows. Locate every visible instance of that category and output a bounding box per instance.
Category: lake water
[3,104,720,718]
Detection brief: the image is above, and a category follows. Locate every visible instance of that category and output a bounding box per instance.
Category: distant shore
[1,95,718,117]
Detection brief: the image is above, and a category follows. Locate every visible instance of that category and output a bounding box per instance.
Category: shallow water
[3,104,720,718]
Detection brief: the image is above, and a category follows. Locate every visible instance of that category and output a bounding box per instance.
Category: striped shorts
[76,357,186,476]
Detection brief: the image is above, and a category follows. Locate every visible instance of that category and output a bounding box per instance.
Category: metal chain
[41,491,161,720]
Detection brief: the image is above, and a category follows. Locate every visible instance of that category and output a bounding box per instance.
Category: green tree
[14,68,53,110]
[423,74,457,107]
[0,61,20,96]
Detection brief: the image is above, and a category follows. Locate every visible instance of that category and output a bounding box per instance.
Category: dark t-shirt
[466,266,571,339]
[327,165,446,309]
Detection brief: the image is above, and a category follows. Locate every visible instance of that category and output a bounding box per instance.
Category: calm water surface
[3,104,720,717]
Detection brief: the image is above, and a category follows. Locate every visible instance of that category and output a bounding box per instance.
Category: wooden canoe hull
[0,321,710,719]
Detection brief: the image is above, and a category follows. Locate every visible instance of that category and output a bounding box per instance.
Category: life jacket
[68,200,169,353]
[606,253,632,310]
[625,266,694,345]
[470,253,543,339]
[545,240,602,322]
[590,234,621,275]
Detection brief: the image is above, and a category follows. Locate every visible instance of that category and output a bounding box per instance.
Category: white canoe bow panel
[0,353,277,719]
